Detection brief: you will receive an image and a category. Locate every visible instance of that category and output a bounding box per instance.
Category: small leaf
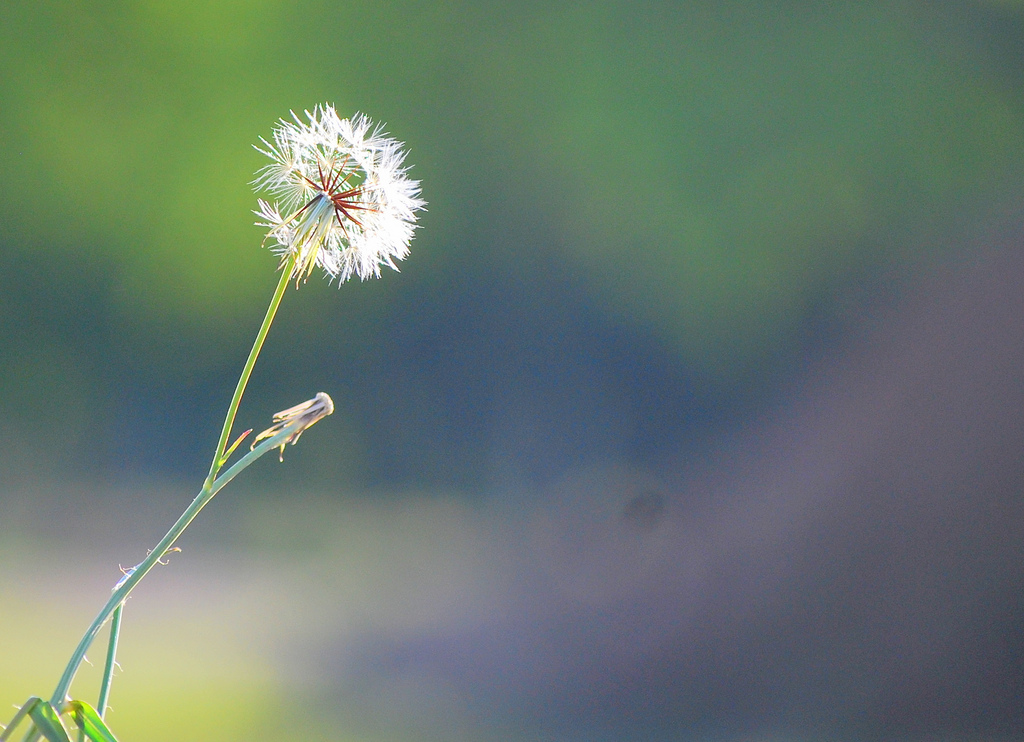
[220,429,253,465]
[66,702,119,742]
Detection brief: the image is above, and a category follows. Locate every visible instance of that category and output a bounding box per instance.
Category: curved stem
[49,425,301,707]
[96,603,122,718]
[204,251,297,488]
[52,252,299,708]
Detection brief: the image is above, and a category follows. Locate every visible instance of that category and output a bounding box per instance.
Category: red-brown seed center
[298,156,377,238]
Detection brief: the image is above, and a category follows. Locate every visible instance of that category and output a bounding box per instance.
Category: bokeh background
[2,1,1024,740]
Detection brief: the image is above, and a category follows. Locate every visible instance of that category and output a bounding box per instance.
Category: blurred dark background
[1,2,1024,741]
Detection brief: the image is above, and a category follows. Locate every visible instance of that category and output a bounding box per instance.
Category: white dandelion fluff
[254,105,425,283]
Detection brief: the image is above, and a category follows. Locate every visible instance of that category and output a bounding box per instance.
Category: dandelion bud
[251,392,335,461]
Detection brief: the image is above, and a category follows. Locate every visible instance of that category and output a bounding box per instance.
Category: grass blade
[25,701,70,742]
[66,702,118,742]
[0,697,42,742]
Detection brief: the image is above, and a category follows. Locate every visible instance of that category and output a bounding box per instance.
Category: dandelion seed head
[253,105,425,283]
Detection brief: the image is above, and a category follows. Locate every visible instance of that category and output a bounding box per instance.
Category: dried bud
[251,392,335,461]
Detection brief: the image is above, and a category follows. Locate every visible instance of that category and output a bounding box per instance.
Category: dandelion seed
[254,105,425,283]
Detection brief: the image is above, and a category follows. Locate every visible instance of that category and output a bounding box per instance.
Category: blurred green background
[2,1,1024,741]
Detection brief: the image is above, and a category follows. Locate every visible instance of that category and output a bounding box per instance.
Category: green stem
[51,252,299,708]
[49,424,300,708]
[96,604,122,718]
[204,251,297,488]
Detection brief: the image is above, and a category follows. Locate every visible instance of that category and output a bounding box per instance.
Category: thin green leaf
[66,702,118,742]
[97,603,123,719]
[25,701,70,742]
[0,697,41,742]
